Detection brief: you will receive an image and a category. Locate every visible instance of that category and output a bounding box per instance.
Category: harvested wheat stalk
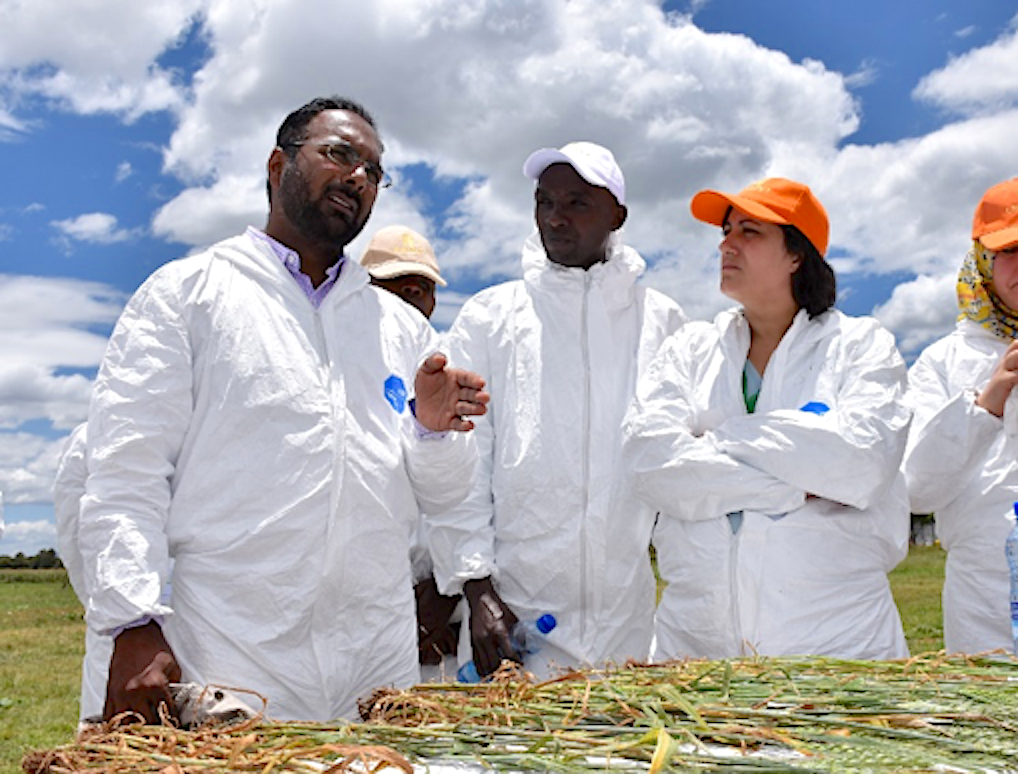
[23,653,1018,773]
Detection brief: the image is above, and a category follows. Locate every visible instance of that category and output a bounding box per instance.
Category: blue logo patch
[384,374,407,413]
[799,401,830,415]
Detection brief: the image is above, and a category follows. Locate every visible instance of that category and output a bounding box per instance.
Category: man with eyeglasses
[75,96,488,724]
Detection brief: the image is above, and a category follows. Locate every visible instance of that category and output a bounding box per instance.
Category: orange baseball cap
[972,178,1018,252]
[690,177,830,257]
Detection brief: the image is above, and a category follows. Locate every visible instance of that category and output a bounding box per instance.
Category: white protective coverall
[623,307,911,660]
[903,318,1016,653]
[78,232,476,721]
[428,233,686,676]
[54,423,111,721]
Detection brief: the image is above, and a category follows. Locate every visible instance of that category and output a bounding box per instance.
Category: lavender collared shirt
[248,226,342,308]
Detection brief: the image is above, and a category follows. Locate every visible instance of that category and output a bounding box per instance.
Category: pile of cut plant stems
[23,652,1018,773]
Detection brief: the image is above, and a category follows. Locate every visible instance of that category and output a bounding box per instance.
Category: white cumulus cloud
[0,274,125,429]
[0,517,58,558]
[914,20,1018,115]
[0,0,206,119]
[0,431,69,504]
[51,212,139,245]
[873,272,959,359]
[149,0,862,310]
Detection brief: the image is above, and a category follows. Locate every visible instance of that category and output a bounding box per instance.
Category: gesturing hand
[414,352,489,432]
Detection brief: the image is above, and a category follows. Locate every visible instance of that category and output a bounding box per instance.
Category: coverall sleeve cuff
[106,614,165,639]
[409,398,450,440]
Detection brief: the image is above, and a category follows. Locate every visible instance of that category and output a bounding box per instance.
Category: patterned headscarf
[957,240,1018,341]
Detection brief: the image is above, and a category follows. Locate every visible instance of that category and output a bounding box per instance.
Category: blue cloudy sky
[2,0,1018,556]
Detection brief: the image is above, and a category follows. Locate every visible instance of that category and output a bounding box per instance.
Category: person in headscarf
[904,177,1018,654]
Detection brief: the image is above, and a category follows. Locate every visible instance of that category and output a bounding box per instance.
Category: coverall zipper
[312,307,332,371]
[311,303,339,714]
[579,272,592,645]
[730,526,744,655]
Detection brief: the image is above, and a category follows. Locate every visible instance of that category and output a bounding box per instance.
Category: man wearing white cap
[428,142,686,678]
[361,225,446,319]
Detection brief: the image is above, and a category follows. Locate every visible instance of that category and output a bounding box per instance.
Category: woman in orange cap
[903,178,1018,654]
[623,178,911,660]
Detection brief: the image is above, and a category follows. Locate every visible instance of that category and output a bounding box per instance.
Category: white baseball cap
[522,141,626,205]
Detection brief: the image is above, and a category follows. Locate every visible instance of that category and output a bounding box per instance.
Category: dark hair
[266,96,381,203]
[783,225,836,318]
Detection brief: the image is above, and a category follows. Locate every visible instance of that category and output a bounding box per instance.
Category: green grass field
[1,570,85,773]
[888,545,945,653]
[0,549,949,773]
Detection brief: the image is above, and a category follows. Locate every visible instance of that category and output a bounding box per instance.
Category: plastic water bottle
[1007,503,1018,655]
[457,614,557,682]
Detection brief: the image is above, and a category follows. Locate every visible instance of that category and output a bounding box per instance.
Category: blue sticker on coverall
[799,401,830,415]
[384,374,407,413]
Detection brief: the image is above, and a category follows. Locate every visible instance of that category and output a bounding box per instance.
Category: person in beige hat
[361,224,461,678]
[361,225,446,319]
[904,177,1018,654]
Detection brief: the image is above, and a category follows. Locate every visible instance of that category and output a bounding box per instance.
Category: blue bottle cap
[536,614,557,634]
[457,661,480,683]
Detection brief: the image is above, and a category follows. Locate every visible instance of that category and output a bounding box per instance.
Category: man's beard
[278,163,367,252]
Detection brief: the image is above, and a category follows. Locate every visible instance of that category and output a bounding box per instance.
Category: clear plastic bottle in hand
[457,614,557,683]
[1006,503,1018,655]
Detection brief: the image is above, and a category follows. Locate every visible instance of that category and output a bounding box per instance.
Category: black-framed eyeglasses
[285,140,392,189]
